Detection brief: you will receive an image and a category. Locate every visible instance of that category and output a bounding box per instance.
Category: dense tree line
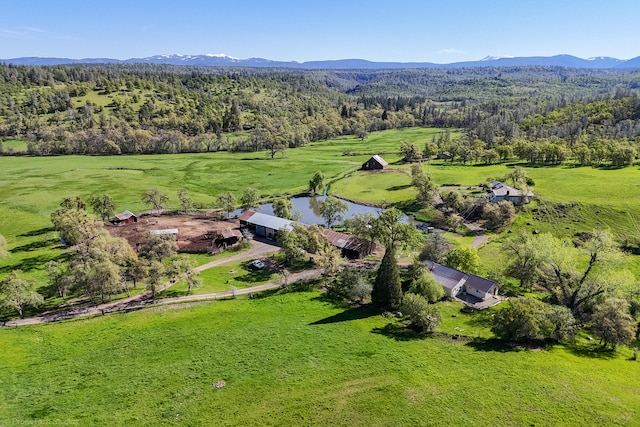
[3,63,640,159]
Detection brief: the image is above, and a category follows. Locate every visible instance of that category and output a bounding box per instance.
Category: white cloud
[22,27,46,33]
[0,26,46,38]
[0,28,22,37]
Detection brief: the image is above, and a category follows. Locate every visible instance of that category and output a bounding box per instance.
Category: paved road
[1,240,286,328]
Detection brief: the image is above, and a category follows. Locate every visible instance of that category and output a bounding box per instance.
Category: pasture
[2,127,640,426]
[0,128,449,284]
[158,260,278,298]
[0,290,638,426]
[3,126,640,292]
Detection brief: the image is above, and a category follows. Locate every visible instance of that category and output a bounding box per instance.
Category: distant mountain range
[3,53,640,69]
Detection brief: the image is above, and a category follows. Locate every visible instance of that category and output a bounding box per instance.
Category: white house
[488,181,533,205]
[426,261,500,304]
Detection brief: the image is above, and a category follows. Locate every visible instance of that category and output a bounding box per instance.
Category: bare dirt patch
[106,214,241,253]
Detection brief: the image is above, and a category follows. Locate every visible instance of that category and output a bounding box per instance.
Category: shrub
[401,293,441,333]
[409,273,444,303]
[492,297,576,342]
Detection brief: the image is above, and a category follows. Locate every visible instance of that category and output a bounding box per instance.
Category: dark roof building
[361,155,388,170]
[426,261,501,309]
[321,229,374,259]
[216,229,244,248]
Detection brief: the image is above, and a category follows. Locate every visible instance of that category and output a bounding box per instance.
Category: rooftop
[150,228,179,235]
[114,210,136,220]
[322,229,370,253]
[240,211,294,231]
[426,261,498,293]
[371,154,388,166]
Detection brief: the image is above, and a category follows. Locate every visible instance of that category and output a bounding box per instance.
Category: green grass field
[3,128,640,294]
[331,169,414,204]
[159,260,278,298]
[1,139,29,152]
[0,128,451,286]
[1,290,638,426]
[2,129,640,426]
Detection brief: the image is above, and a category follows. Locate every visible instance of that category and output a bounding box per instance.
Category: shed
[321,229,374,259]
[216,229,244,247]
[150,228,179,235]
[239,211,294,240]
[112,210,138,225]
[361,155,388,170]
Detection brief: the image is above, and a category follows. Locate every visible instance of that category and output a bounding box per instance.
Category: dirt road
[465,221,489,248]
[1,240,284,328]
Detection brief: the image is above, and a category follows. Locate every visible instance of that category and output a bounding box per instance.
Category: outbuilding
[216,229,244,247]
[112,210,138,225]
[239,211,294,240]
[361,154,388,170]
[321,229,374,259]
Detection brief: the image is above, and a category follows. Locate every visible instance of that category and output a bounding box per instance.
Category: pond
[233,195,384,226]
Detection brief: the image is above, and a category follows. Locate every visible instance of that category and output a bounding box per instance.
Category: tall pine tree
[372,245,403,310]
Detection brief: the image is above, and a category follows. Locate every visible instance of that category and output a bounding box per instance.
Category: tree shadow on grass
[463,309,496,329]
[156,289,187,299]
[387,184,412,191]
[18,227,55,237]
[251,287,282,299]
[310,305,378,325]
[372,322,429,341]
[465,338,525,353]
[0,253,70,274]
[10,239,61,253]
[392,200,423,213]
[564,341,618,360]
[234,269,275,284]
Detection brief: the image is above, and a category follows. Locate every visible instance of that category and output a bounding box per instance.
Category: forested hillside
[2,63,640,164]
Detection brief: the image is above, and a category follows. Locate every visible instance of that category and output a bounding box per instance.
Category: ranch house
[426,261,501,309]
[488,181,533,205]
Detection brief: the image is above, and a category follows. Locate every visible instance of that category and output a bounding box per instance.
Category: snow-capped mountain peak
[203,53,240,60]
[480,55,515,61]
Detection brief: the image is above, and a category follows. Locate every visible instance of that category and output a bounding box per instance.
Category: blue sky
[1,0,639,62]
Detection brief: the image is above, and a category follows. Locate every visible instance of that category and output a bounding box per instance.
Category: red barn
[112,210,138,225]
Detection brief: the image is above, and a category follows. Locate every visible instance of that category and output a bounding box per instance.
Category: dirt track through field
[1,240,289,328]
[2,222,487,328]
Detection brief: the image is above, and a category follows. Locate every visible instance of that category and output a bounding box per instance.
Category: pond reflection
[232,196,384,226]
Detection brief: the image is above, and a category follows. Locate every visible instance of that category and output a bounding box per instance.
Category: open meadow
[0,127,448,286]
[3,126,640,298]
[2,127,640,425]
[1,289,638,426]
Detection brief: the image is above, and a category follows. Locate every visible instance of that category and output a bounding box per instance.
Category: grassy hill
[1,290,638,426]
